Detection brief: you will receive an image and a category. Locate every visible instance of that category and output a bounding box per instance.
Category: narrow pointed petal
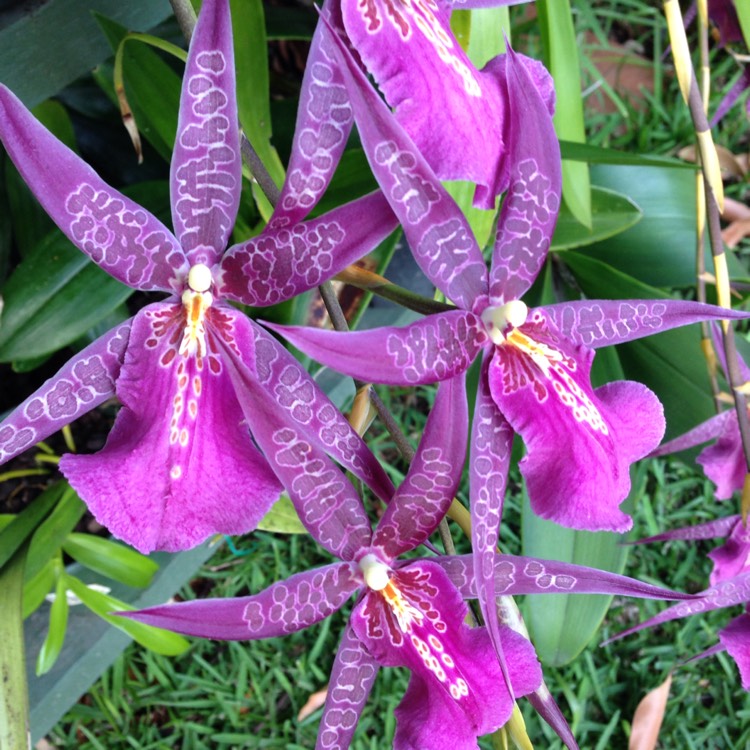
[273,4,353,225]
[316,623,379,750]
[650,410,734,457]
[352,560,539,749]
[218,191,397,307]
[469,355,514,682]
[488,48,561,303]
[709,321,750,384]
[0,321,131,465]
[266,311,487,386]
[540,299,750,349]
[170,0,241,266]
[526,685,580,750]
[373,376,468,559]
[696,410,746,499]
[322,22,489,311]
[708,519,750,584]
[215,334,374,561]
[628,515,740,546]
[0,86,187,293]
[61,303,281,553]
[607,572,750,644]
[250,322,394,502]
[122,561,359,639]
[488,317,664,531]
[719,613,750,690]
[444,0,534,6]
[435,553,697,601]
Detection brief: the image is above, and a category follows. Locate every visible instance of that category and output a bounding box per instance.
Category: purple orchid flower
[629,514,750,586]
[0,0,397,553]
[264,18,750,671]
[272,0,551,224]
[609,571,750,691]
[650,329,750,500]
[122,367,698,749]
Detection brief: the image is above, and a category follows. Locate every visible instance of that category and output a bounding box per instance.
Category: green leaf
[95,14,181,161]
[25,487,85,582]
[230,0,286,192]
[444,181,497,249]
[536,0,591,228]
[736,1,750,49]
[23,558,56,619]
[33,100,77,151]
[576,164,746,288]
[62,533,159,588]
[559,140,695,169]
[551,185,641,250]
[64,574,190,656]
[0,542,29,750]
[36,572,69,675]
[562,251,715,441]
[522,464,643,667]
[0,482,65,572]
[256,493,307,534]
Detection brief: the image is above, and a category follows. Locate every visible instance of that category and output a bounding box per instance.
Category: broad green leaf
[577,164,746,288]
[0,156,12,284]
[735,1,750,49]
[559,140,695,169]
[23,558,56,619]
[0,482,65,572]
[4,161,55,259]
[36,572,69,675]
[465,7,509,67]
[445,181,497,249]
[34,100,77,151]
[256,493,306,534]
[25,487,85,582]
[562,251,715,441]
[537,0,591,228]
[62,533,159,588]
[64,574,190,656]
[231,0,285,192]
[95,15,181,161]
[0,542,29,749]
[551,185,641,250]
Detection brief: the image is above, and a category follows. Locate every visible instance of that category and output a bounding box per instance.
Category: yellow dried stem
[742,474,750,524]
[664,0,693,104]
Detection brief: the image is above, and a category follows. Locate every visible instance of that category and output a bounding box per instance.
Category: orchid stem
[168,0,197,42]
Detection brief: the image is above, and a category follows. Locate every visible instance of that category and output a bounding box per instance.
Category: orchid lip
[179,264,215,358]
[481,300,529,345]
[187,263,213,293]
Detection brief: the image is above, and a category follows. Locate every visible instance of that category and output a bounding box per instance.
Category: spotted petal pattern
[0,321,131,465]
[0,86,188,294]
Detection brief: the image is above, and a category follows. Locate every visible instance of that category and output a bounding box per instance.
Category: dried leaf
[629,673,672,750]
[678,144,746,178]
[297,687,328,722]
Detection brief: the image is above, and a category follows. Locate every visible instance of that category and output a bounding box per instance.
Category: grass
[37,0,750,748]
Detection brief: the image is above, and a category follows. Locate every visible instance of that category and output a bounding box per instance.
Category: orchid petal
[649,409,734,457]
[696,410,746,499]
[708,519,750,584]
[266,310,487,386]
[250,322,394,501]
[0,86,187,294]
[216,334,374,561]
[61,303,281,553]
[444,0,533,6]
[341,0,508,209]
[436,554,697,601]
[316,623,379,750]
[273,3,353,226]
[218,191,397,306]
[170,0,241,266]
[628,515,740,546]
[719,613,750,690]
[373,375,468,559]
[709,321,750,384]
[526,685,580,750]
[487,47,561,303]
[322,21,489,311]
[540,299,750,349]
[488,312,664,532]
[121,561,359,639]
[469,355,514,675]
[0,321,131,465]
[608,572,750,644]
[351,560,538,748]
